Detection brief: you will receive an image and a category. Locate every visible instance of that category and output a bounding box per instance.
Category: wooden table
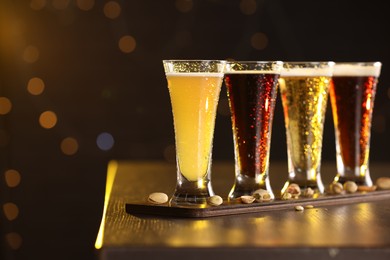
[95,160,390,260]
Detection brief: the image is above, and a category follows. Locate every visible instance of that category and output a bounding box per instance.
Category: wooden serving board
[125,190,390,218]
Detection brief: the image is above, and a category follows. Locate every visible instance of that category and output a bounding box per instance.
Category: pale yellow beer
[166,73,223,181]
[279,62,334,195]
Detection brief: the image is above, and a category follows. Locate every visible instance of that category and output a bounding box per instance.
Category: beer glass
[224,61,283,200]
[163,60,226,206]
[330,62,382,186]
[279,62,334,196]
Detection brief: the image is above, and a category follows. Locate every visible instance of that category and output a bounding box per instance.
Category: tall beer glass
[163,60,226,206]
[330,62,382,186]
[224,61,283,200]
[279,62,334,196]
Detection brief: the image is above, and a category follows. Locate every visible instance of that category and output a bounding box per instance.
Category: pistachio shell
[148,192,168,204]
[286,183,301,196]
[357,185,377,192]
[240,195,255,204]
[330,182,344,194]
[376,177,390,190]
[208,195,223,206]
[281,192,292,200]
[344,181,358,193]
[303,187,314,198]
[252,189,272,202]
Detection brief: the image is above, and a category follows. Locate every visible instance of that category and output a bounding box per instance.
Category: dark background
[0,0,389,259]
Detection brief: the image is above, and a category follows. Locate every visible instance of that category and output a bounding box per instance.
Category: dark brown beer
[225,73,279,198]
[330,75,378,185]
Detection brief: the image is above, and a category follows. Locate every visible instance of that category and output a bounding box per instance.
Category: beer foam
[333,63,381,77]
[281,68,333,77]
[165,72,224,77]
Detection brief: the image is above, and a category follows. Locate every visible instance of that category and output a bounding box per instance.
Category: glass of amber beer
[224,61,283,200]
[279,62,334,196]
[163,60,226,206]
[330,62,382,186]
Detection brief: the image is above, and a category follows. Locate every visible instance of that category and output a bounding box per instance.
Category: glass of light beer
[279,62,334,196]
[163,60,226,206]
[330,62,382,186]
[224,61,283,200]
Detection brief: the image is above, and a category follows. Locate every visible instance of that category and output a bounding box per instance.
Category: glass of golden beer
[279,61,334,196]
[163,60,226,206]
[330,62,382,187]
[224,61,283,200]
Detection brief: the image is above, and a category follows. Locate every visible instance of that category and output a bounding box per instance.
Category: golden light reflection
[226,228,245,246]
[3,202,19,221]
[60,137,79,155]
[175,0,193,13]
[22,45,39,63]
[0,97,12,115]
[167,220,215,247]
[240,0,257,15]
[76,0,95,11]
[251,32,268,50]
[118,35,136,53]
[27,77,45,95]
[95,160,118,249]
[250,216,279,245]
[5,232,22,250]
[366,95,372,110]
[4,169,21,188]
[103,1,121,19]
[39,110,57,129]
[30,0,47,10]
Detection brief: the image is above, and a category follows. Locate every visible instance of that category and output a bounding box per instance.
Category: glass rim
[162,59,227,63]
[224,60,283,73]
[280,61,334,77]
[333,61,382,67]
[225,60,283,64]
[282,61,335,66]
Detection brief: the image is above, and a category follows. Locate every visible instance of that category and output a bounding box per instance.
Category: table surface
[95,160,390,260]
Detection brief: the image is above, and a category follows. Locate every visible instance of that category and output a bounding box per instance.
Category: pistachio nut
[303,187,314,198]
[357,185,377,192]
[240,195,256,204]
[281,192,292,200]
[208,195,223,206]
[376,177,390,190]
[252,189,272,202]
[286,183,301,198]
[344,181,358,193]
[329,182,344,194]
[148,192,169,204]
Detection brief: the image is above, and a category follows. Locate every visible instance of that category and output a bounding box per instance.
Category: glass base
[169,180,214,207]
[228,174,274,201]
[333,174,373,186]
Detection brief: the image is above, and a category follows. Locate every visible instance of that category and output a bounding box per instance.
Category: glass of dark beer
[330,62,382,186]
[224,61,283,200]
